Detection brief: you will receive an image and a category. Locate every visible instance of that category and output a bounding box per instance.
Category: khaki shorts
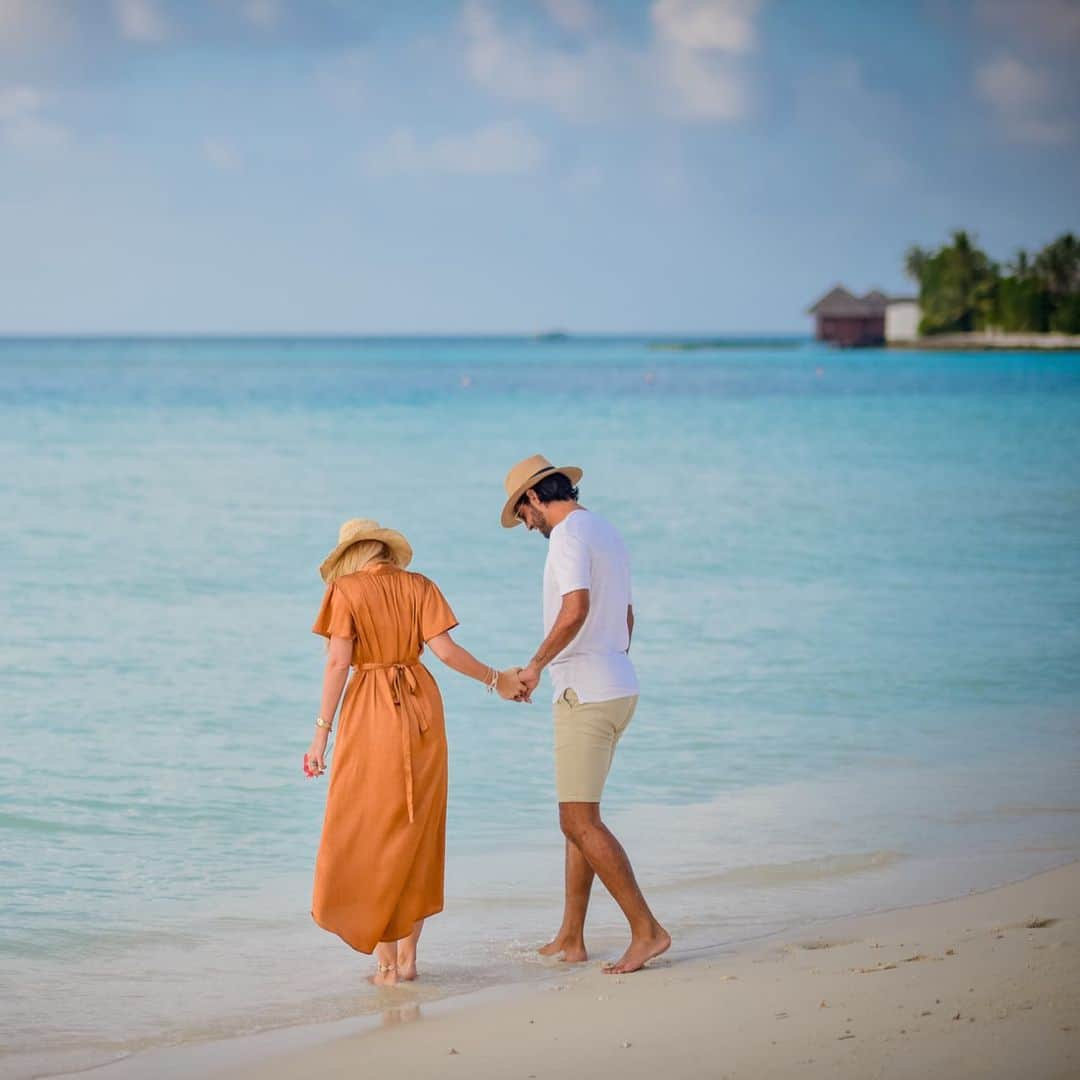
[553,688,638,803]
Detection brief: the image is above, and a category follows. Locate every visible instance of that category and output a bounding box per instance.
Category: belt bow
[356,660,428,823]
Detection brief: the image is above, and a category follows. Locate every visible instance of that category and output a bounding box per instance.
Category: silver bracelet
[486,667,498,694]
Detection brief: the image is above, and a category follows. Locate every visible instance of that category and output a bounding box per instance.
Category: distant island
[809,231,1080,350]
[649,338,800,351]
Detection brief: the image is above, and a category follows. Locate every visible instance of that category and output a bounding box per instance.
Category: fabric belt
[355,660,427,823]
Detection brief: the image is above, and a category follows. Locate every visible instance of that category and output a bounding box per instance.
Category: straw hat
[319,518,413,581]
[501,454,584,528]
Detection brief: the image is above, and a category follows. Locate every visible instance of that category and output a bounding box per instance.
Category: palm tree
[909,231,997,333]
[1008,249,1032,279]
[904,245,929,283]
[1033,233,1080,297]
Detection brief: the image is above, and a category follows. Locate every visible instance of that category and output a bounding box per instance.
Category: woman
[305,518,523,985]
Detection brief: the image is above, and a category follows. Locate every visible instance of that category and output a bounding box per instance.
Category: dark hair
[523,471,579,508]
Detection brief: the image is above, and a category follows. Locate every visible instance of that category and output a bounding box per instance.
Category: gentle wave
[3,337,1080,1078]
[656,850,905,890]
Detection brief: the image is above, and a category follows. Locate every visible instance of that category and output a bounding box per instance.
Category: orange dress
[310,563,458,953]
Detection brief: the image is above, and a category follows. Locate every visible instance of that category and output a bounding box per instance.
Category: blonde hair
[325,539,394,581]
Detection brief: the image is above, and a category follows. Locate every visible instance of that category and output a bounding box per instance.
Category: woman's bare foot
[602,927,671,975]
[392,919,423,981]
[367,963,399,987]
[538,936,588,963]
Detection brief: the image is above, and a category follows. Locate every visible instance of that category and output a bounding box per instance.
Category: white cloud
[365,123,546,177]
[202,137,242,171]
[241,0,282,31]
[0,0,36,38]
[464,0,597,117]
[974,0,1080,51]
[651,0,760,54]
[0,84,68,153]
[113,0,169,43]
[660,42,746,119]
[975,55,1072,144]
[542,0,598,34]
[977,56,1051,112]
[0,0,73,44]
[971,1,1078,145]
[650,0,760,120]
[462,0,760,124]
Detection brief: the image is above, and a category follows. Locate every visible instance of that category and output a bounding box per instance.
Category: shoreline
[73,857,1080,1080]
[16,749,1080,1080]
[888,331,1080,351]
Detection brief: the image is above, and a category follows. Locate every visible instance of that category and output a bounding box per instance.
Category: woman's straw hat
[319,518,413,581]
[501,454,584,528]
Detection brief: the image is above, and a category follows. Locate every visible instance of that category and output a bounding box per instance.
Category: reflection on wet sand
[380,1003,422,1028]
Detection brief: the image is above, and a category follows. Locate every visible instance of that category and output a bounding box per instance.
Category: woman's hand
[304,730,330,778]
[496,667,527,702]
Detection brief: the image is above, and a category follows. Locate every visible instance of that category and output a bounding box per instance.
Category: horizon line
[0,329,809,341]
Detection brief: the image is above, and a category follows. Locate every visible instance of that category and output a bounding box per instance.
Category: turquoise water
[2,337,1079,1077]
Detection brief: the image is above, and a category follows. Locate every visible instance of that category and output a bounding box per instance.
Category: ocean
[2,336,1079,1078]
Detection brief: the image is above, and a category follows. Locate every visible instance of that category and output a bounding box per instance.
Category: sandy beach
[889,331,1080,351]
[149,859,1078,1080]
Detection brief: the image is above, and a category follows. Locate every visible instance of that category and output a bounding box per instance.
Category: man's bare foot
[537,937,562,957]
[538,936,588,963]
[602,927,671,975]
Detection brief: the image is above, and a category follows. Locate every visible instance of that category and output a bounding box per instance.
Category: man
[501,454,670,975]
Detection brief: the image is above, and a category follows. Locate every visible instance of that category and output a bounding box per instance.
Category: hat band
[512,465,568,501]
[511,466,558,504]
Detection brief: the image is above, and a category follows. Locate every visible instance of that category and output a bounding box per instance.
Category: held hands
[496,667,528,702]
[495,664,541,703]
[516,663,541,704]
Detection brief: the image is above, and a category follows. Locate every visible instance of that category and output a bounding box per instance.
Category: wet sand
[199,860,1079,1080]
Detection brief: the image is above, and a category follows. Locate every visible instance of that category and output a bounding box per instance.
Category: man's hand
[496,667,527,701]
[517,662,541,703]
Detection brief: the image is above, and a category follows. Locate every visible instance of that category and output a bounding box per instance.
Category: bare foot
[538,937,588,963]
[396,954,418,981]
[537,938,561,957]
[602,927,671,975]
[367,964,399,987]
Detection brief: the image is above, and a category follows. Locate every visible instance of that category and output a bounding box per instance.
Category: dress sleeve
[312,583,356,639]
[421,578,459,641]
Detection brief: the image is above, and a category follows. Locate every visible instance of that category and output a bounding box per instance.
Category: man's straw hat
[501,454,583,528]
[319,518,413,581]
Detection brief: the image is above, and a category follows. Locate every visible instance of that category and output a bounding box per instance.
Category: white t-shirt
[543,508,639,704]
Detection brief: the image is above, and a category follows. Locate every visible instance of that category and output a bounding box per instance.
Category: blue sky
[1,0,1078,334]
